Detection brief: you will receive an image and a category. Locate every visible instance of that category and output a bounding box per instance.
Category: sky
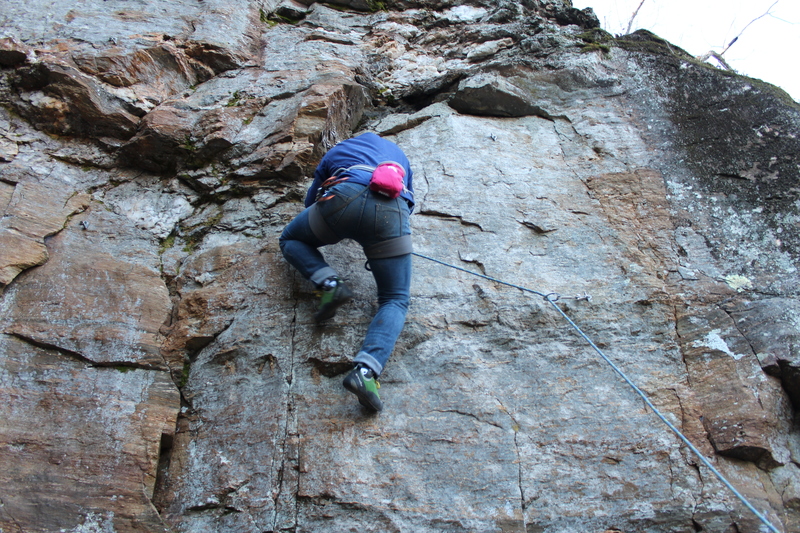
[570,0,800,102]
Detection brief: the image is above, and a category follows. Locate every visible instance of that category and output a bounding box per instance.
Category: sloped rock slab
[0,335,179,532]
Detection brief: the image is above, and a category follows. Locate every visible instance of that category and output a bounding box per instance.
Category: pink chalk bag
[368,161,406,199]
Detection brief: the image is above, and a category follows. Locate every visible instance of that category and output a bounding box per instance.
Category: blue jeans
[279,182,412,376]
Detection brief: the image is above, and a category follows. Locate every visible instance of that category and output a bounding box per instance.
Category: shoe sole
[315,286,353,322]
[343,373,383,412]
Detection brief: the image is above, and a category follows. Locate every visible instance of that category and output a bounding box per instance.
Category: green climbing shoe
[343,365,383,412]
[315,277,353,322]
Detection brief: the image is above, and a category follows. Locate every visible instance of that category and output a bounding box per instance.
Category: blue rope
[412,252,549,298]
[412,251,782,533]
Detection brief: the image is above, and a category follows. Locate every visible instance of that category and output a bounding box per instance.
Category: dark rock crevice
[7,331,165,372]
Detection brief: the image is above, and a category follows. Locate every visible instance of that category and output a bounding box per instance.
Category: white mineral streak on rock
[692,328,740,359]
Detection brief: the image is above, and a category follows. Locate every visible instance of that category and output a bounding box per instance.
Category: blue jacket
[304,132,414,209]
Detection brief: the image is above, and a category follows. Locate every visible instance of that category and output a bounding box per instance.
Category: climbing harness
[315,163,412,202]
[412,251,782,533]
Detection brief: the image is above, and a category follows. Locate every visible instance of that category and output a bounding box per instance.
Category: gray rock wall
[1,1,799,532]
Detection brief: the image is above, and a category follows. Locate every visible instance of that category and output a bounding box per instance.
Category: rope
[411,252,591,302]
[411,251,782,533]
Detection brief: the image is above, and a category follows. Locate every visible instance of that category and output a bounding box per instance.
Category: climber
[279,132,414,413]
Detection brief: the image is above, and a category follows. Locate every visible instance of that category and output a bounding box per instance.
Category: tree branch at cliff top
[696,0,781,70]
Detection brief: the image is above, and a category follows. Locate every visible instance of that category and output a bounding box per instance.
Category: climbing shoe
[343,365,383,412]
[315,277,353,322]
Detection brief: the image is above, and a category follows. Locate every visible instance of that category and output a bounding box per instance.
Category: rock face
[1,1,799,532]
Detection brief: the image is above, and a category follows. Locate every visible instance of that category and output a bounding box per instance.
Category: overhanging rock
[449,72,553,118]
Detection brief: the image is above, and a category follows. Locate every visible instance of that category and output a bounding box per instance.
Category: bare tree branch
[720,0,780,55]
[625,0,648,35]
[696,0,780,70]
[696,51,736,71]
